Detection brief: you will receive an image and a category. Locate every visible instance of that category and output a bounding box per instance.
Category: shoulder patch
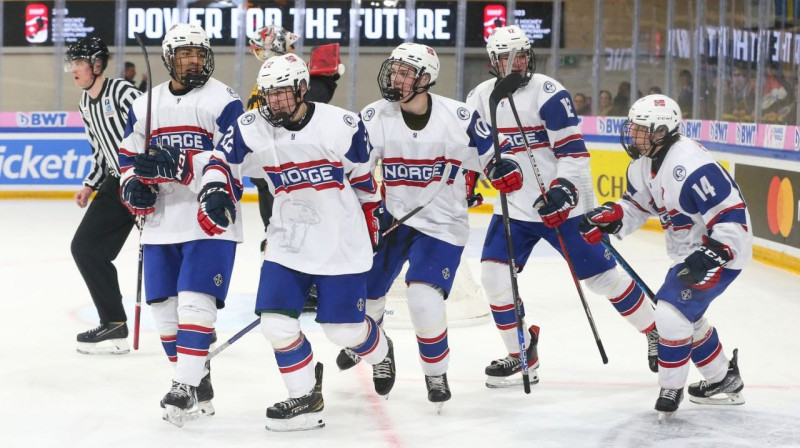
[241,113,256,125]
[543,81,556,93]
[227,87,241,99]
[363,108,375,122]
[467,89,475,99]
[456,107,471,120]
[343,114,357,127]
[673,165,687,181]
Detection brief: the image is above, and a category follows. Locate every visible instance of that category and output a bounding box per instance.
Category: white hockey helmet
[377,43,439,102]
[620,94,682,159]
[249,25,299,61]
[486,25,536,85]
[161,23,214,88]
[255,54,310,127]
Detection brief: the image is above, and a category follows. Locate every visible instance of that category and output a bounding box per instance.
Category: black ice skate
[265,362,325,432]
[372,337,396,397]
[485,326,540,388]
[425,373,452,414]
[655,387,683,423]
[647,328,659,373]
[76,322,130,355]
[688,348,745,405]
[162,381,198,428]
[193,361,215,417]
[336,347,362,370]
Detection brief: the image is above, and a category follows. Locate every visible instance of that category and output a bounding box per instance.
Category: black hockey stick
[601,238,656,302]
[488,72,532,394]
[207,318,261,360]
[132,32,153,350]
[381,163,456,237]
[503,89,608,365]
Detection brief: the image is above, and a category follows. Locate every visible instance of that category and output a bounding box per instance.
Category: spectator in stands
[648,86,663,95]
[761,63,792,123]
[573,93,591,115]
[730,67,754,122]
[124,61,147,92]
[610,81,632,116]
[677,69,693,117]
[597,90,613,116]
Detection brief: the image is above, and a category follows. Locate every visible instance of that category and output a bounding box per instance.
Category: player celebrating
[336,43,503,412]
[579,94,750,421]
[66,36,141,355]
[466,25,659,388]
[118,23,244,427]
[199,54,394,432]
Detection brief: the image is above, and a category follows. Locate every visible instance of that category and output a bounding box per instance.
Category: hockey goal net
[382,257,490,329]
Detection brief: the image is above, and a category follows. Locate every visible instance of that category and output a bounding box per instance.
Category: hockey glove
[486,158,523,194]
[197,182,236,236]
[363,201,392,252]
[464,170,484,208]
[534,178,579,228]
[120,177,158,216]
[134,144,194,185]
[677,236,733,286]
[578,201,624,245]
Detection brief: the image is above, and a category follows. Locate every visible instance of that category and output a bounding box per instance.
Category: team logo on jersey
[214,274,223,287]
[241,113,256,125]
[543,81,556,93]
[266,161,346,195]
[442,267,450,280]
[456,107,470,120]
[343,114,357,127]
[363,108,375,121]
[673,165,686,181]
[382,158,452,188]
[278,200,321,252]
[227,87,241,99]
[103,98,114,117]
[357,298,365,312]
[680,289,692,301]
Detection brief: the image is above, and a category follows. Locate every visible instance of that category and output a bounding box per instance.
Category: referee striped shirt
[79,78,141,188]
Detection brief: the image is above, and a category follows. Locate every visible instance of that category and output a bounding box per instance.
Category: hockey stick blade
[489,72,523,108]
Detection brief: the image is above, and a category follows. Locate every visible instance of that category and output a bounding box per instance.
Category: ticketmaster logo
[0,146,93,181]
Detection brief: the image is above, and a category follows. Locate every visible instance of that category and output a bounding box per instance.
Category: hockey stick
[207,318,260,360]
[600,238,656,302]
[488,72,532,394]
[503,82,608,365]
[132,32,153,350]
[381,162,456,237]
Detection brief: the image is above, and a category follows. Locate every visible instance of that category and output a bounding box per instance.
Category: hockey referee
[66,37,141,354]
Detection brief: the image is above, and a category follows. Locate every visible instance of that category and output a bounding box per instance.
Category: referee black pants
[71,176,136,324]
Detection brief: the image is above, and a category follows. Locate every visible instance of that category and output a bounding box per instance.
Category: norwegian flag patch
[654,99,666,106]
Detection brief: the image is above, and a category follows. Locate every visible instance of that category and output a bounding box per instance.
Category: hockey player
[579,94,750,421]
[66,37,141,355]
[336,43,507,412]
[117,23,244,427]
[466,25,659,388]
[199,53,395,432]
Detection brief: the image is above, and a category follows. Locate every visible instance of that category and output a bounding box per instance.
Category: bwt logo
[794,128,800,150]
[736,123,756,146]
[708,122,729,143]
[596,117,627,135]
[681,120,702,139]
[16,112,68,127]
[763,125,785,149]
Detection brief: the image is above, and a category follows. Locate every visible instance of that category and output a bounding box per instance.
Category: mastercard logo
[767,176,794,237]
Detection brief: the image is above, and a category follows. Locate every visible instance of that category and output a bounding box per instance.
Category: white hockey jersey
[203,103,379,275]
[119,78,244,245]
[617,136,752,269]
[361,93,497,247]
[467,74,594,222]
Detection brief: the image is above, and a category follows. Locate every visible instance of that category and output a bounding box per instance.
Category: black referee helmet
[66,37,109,72]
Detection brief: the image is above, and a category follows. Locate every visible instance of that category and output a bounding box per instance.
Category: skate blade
[433,402,446,415]
[689,392,745,406]
[76,339,130,355]
[163,405,188,428]
[265,412,325,432]
[658,410,677,424]
[485,369,540,389]
[186,401,215,420]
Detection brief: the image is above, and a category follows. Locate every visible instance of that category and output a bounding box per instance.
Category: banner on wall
[735,164,800,249]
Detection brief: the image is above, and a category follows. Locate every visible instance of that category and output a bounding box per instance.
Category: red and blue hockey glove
[677,236,733,286]
[197,182,236,236]
[534,178,578,227]
[464,170,484,208]
[486,158,523,194]
[362,201,392,252]
[578,201,624,244]
[134,143,195,185]
[120,177,158,216]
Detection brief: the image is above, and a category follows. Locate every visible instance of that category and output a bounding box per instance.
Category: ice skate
[192,361,215,417]
[485,326,540,388]
[76,322,130,355]
[655,387,683,423]
[372,337,396,398]
[161,381,197,428]
[646,328,659,373]
[688,348,745,405]
[336,347,361,371]
[425,373,451,414]
[265,362,325,432]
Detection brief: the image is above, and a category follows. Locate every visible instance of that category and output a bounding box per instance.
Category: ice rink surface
[1,200,798,448]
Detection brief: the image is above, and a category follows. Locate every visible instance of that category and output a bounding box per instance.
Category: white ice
[1,201,798,448]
